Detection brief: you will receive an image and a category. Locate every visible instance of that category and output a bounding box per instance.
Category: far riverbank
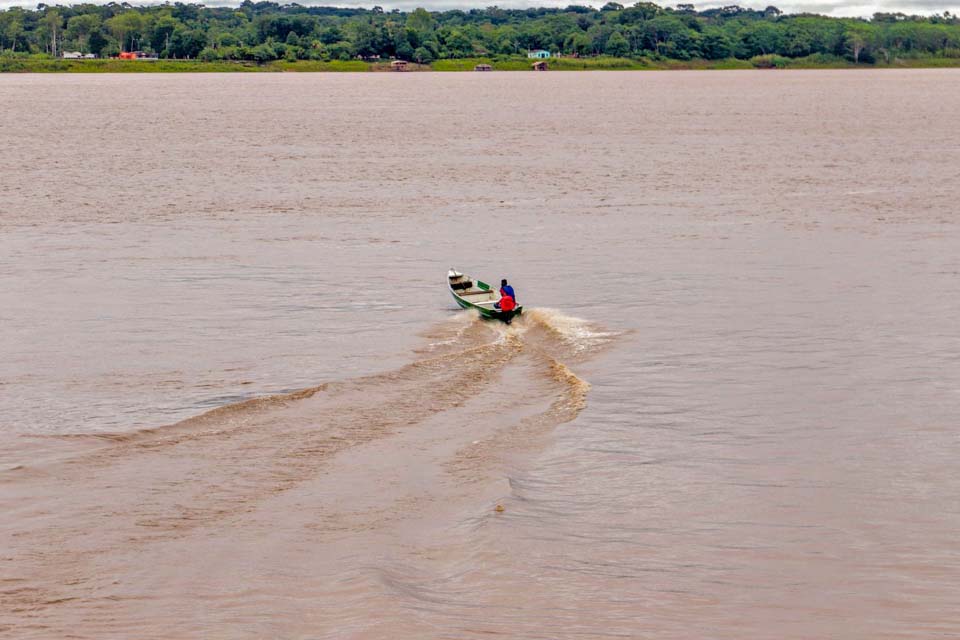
[3,54,960,73]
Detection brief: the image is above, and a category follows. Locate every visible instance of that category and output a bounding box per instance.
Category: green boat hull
[451,292,522,323]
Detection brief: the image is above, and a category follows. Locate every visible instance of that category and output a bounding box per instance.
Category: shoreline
[3,55,960,73]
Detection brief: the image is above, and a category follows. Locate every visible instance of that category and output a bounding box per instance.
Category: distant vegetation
[2,1,960,69]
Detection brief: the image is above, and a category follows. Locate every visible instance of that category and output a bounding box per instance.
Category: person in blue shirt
[500,279,516,303]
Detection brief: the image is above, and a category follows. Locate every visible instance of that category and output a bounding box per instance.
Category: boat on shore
[448,269,522,324]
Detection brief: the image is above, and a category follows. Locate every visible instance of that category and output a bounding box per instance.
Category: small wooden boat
[448,269,522,324]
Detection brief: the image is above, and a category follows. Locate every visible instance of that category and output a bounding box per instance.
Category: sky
[1,0,959,17]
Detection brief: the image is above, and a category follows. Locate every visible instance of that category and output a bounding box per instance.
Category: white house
[62,51,83,59]
[527,50,551,59]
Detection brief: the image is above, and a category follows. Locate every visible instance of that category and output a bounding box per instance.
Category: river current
[2,70,959,638]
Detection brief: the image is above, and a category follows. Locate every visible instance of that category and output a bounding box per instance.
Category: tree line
[1,1,959,64]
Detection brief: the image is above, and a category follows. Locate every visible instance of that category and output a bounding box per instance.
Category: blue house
[527,50,551,59]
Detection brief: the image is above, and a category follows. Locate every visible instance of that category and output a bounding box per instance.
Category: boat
[447,269,522,324]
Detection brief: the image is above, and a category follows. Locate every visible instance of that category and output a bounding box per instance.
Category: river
[2,70,959,638]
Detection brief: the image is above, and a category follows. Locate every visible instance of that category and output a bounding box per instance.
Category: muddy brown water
[1,71,960,638]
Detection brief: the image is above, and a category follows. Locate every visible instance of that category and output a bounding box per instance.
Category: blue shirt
[501,285,516,300]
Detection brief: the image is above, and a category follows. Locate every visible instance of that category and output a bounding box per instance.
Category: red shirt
[499,295,516,312]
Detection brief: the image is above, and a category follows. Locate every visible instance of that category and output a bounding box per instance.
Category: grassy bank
[3,54,960,73]
[456,54,960,71]
[0,58,371,72]
[432,56,655,71]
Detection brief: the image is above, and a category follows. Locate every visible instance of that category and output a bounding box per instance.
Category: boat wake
[41,308,616,454]
[0,309,619,638]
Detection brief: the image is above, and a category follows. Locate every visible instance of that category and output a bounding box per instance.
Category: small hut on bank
[532,60,548,71]
[474,63,492,72]
[390,60,408,72]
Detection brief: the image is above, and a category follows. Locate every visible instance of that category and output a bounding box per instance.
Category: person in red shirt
[495,289,516,323]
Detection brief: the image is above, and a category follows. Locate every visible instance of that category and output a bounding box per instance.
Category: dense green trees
[1,1,959,64]
[65,13,100,53]
[605,30,629,56]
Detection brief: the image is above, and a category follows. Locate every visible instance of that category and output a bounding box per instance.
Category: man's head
[501,279,508,286]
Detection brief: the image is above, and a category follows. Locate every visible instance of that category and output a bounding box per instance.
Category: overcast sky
[2,0,959,17]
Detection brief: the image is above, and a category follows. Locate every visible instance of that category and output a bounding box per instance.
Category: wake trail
[0,309,620,634]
